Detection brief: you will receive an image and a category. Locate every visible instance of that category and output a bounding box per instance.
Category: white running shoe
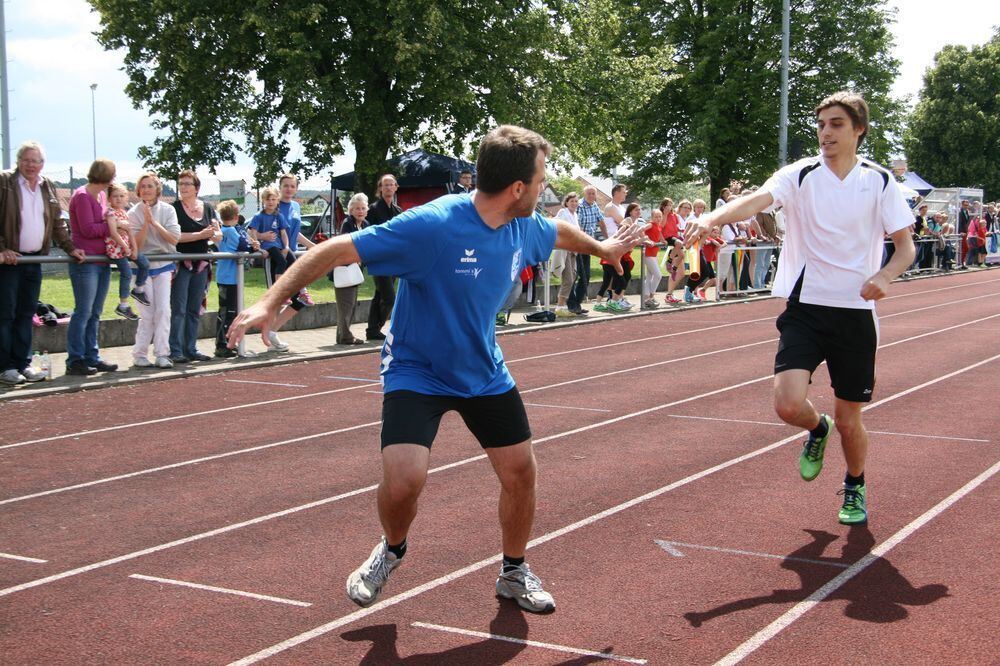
[268,331,290,351]
[0,369,26,385]
[134,357,153,368]
[346,537,401,608]
[495,562,555,613]
[154,356,173,369]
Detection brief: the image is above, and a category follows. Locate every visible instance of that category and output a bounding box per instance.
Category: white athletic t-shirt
[761,156,913,310]
[604,202,624,237]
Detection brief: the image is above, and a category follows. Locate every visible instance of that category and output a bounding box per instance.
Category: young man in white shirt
[685,91,915,525]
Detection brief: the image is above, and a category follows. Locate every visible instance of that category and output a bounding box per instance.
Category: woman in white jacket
[128,172,181,368]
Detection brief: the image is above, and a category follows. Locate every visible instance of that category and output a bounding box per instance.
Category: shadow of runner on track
[341,598,627,664]
[342,600,528,664]
[683,527,949,627]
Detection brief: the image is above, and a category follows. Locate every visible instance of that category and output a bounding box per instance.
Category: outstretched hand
[600,220,649,275]
[227,301,279,349]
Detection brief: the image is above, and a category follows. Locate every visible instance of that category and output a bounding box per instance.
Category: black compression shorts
[380,387,531,449]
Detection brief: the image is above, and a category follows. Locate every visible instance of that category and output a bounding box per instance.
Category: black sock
[386,539,407,559]
[502,555,525,571]
[845,472,865,487]
[809,415,829,440]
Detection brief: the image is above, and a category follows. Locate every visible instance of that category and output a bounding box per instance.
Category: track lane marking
[129,574,312,607]
[224,380,308,388]
[411,622,647,664]
[224,351,1000,664]
[714,456,1000,666]
[664,414,990,443]
[522,402,612,412]
[0,421,382,506]
[4,312,999,507]
[0,552,47,564]
[6,281,992,451]
[654,540,850,569]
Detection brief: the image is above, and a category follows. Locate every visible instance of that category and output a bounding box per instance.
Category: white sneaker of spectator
[268,331,290,352]
[154,356,173,369]
[21,367,46,382]
[0,369,26,385]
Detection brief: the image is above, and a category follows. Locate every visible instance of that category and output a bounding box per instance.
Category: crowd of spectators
[2,138,996,387]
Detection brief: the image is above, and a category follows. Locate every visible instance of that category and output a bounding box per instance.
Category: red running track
[0,270,998,664]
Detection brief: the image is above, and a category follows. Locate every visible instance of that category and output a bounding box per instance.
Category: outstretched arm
[684,190,775,247]
[555,218,647,275]
[227,234,361,347]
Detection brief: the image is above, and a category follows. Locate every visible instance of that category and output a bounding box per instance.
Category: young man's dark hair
[815,91,870,148]
[475,125,552,194]
[611,183,627,196]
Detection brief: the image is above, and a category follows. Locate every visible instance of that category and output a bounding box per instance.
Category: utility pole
[778,0,790,167]
[0,0,11,169]
[90,83,98,161]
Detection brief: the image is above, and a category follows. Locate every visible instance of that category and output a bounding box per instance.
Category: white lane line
[0,421,382,506]
[523,402,612,413]
[129,574,311,607]
[321,375,379,382]
[654,540,850,569]
[5,311,998,507]
[0,552,47,564]
[224,380,308,388]
[665,415,990,443]
[3,286,994,452]
[714,456,1000,666]
[0,382,380,452]
[226,352,1000,665]
[411,622,647,664]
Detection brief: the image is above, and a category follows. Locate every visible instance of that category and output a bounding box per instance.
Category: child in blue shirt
[215,200,259,357]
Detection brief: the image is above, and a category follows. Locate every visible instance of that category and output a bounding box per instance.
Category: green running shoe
[798,414,833,481]
[837,483,868,525]
[593,302,609,312]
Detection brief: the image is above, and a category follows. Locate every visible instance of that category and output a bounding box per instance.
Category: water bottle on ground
[40,351,52,380]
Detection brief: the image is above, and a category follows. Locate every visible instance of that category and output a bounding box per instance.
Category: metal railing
[16,250,268,357]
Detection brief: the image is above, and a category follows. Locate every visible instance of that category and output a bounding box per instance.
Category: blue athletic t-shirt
[351,194,557,397]
[249,211,289,250]
[215,226,240,285]
[278,200,302,250]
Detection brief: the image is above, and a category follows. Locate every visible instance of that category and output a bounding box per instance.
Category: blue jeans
[112,253,151,299]
[568,253,591,310]
[0,262,42,372]
[66,261,111,367]
[169,262,209,358]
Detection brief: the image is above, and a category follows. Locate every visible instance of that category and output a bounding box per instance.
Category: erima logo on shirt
[460,249,478,263]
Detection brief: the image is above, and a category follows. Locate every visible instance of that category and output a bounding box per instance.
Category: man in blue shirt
[227,125,646,614]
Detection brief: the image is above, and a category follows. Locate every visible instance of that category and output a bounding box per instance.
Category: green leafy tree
[90,0,556,195]
[621,0,904,204]
[904,29,1000,199]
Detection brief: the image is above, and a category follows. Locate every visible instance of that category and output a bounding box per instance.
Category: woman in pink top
[66,158,117,376]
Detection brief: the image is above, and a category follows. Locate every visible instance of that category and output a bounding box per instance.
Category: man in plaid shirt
[568,185,608,314]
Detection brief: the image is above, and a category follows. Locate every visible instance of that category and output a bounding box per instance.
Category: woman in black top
[170,169,222,362]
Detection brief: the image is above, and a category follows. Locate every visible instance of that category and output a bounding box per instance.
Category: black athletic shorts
[774,300,878,403]
[380,387,532,449]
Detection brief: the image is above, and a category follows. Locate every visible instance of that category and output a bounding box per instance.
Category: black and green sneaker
[837,483,868,525]
[798,414,833,481]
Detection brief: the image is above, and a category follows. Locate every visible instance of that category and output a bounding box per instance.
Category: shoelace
[804,435,824,461]
[837,486,863,510]
[364,548,391,585]
[506,565,543,593]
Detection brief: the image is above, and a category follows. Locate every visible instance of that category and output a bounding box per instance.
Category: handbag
[333,263,364,288]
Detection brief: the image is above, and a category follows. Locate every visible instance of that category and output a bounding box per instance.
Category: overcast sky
[4,0,998,191]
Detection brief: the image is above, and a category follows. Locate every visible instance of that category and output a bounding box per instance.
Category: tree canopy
[91,0,559,195]
[904,29,1000,199]
[619,0,904,203]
